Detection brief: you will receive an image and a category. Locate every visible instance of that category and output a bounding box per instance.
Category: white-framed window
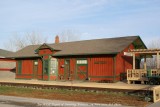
[77,59,87,64]
[50,58,58,75]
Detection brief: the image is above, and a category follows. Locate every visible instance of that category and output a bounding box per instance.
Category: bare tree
[4,32,48,52]
[141,38,160,69]
[147,38,160,49]
[25,32,47,45]
[58,29,81,42]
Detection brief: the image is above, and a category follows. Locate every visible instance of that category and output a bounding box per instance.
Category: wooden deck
[127,69,160,84]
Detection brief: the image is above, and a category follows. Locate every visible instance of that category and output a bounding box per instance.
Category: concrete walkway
[0,71,156,91]
[0,95,132,107]
[0,78,155,91]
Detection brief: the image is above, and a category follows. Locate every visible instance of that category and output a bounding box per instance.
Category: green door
[17,61,22,74]
[76,59,88,80]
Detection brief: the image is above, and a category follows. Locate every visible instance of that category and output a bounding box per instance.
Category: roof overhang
[125,49,160,58]
[132,36,147,49]
[9,56,40,59]
[52,52,118,57]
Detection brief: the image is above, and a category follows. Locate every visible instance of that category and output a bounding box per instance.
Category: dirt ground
[0,72,153,107]
[0,87,152,107]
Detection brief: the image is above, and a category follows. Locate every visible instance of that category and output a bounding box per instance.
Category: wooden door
[65,60,70,80]
[76,59,88,80]
[77,65,88,80]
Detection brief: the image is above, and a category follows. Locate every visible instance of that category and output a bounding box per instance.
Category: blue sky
[0,0,160,49]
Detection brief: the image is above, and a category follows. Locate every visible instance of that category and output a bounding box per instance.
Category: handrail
[127,69,147,80]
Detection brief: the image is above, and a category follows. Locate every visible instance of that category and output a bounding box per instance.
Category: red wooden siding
[70,58,76,80]
[58,58,65,79]
[43,75,49,80]
[58,56,115,82]
[16,59,33,79]
[16,75,33,79]
[39,48,53,55]
[37,59,43,79]
[115,44,134,81]
[43,55,49,59]
[58,58,76,80]
[22,60,33,74]
[88,56,114,81]
[50,76,57,80]
[16,59,43,80]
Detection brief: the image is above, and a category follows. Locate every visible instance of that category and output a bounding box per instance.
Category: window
[17,61,22,74]
[51,59,56,68]
[77,59,87,64]
[44,60,49,74]
[50,58,57,75]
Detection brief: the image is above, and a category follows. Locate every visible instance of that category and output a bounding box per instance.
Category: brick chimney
[55,35,59,43]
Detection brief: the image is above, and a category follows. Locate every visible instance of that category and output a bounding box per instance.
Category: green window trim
[44,60,49,75]
[17,61,22,74]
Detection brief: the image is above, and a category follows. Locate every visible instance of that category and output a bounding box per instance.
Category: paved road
[0,95,132,107]
[147,101,160,107]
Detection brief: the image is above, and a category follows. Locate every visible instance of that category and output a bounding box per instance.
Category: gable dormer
[35,43,59,56]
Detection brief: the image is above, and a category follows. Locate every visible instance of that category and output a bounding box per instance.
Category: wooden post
[157,52,159,69]
[133,53,135,69]
[144,55,147,70]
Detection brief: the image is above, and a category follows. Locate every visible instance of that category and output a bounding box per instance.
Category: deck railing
[127,69,160,84]
[150,69,160,76]
[127,69,147,84]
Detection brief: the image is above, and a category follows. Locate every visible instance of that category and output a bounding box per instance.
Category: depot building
[8,36,146,82]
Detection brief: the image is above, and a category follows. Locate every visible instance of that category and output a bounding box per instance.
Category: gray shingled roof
[8,36,145,58]
[0,49,14,58]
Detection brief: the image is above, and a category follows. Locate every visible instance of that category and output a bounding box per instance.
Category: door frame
[33,60,38,79]
[64,59,70,80]
[76,58,88,80]
[42,57,50,80]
